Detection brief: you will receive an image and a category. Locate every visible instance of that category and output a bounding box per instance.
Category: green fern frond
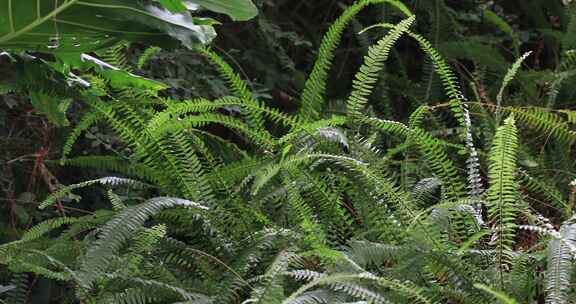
[285,273,434,304]
[195,47,253,101]
[408,105,431,129]
[299,0,412,121]
[366,116,465,199]
[545,219,576,304]
[195,46,267,131]
[247,250,298,303]
[137,46,162,69]
[474,284,519,304]
[61,156,162,186]
[150,113,276,149]
[411,127,466,199]
[9,250,74,282]
[486,116,519,286]
[39,177,149,209]
[519,170,568,215]
[77,197,208,288]
[147,97,299,132]
[107,189,126,211]
[496,52,532,110]
[99,42,131,72]
[344,240,400,267]
[492,106,576,146]
[102,275,212,303]
[61,111,103,161]
[21,217,79,242]
[4,273,28,304]
[346,16,415,120]
[278,116,347,145]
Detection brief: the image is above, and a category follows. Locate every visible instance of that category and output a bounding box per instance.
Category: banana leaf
[0,0,258,53]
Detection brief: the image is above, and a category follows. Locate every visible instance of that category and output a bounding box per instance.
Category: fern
[496,52,532,112]
[475,284,519,304]
[486,116,520,287]
[545,218,576,304]
[195,46,268,132]
[4,274,28,304]
[39,177,149,209]
[137,46,162,69]
[299,0,412,121]
[346,16,415,120]
[76,197,208,288]
[491,106,576,146]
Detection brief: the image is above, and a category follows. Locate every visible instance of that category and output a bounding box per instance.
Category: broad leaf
[188,0,258,21]
[54,53,168,91]
[0,0,219,52]
[154,0,188,13]
[154,0,258,20]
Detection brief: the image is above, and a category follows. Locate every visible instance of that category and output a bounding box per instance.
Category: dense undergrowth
[1,0,576,303]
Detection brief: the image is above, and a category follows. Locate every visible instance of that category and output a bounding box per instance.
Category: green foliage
[486,116,519,286]
[346,16,415,119]
[298,0,412,121]
[3,0,576,303]
[0,0,258,53]
[546,217,576,304]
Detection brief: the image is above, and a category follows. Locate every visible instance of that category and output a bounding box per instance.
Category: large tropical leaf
[0,0,223,53]
[156,0,258,21]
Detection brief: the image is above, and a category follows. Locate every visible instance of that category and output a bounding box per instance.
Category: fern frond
[491,106,576,146]
[102,275,212,303]
[21,217,79,242]
[519,170,568,214]
[77,197,208,287]
[138,46,162,69]
[4,273,28,304]
[195,46,268,132]
[147,97,299,131]
[486,116,519,286]
[61,110,103,161]
[346,16,415,120]
[411,127,466,199]
[150,113,276,149]
[284,273,433,304]
[247,250,297,303]
[39,176,149,209]
[474,284,518,304]
[545,219,576,304]
[61,156,162,186]
[299,0,412,121]
[496,52,532,110]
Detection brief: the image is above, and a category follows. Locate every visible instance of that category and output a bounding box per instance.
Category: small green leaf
[29,92,70,127]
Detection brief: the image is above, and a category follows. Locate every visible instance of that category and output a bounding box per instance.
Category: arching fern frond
[195,46,268,132]
[496,52,532,111]
[76,197,208,288]
[490,106,576,146]
[39,177,150,209]
[346,16,415,120]
[299,0,412,121]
